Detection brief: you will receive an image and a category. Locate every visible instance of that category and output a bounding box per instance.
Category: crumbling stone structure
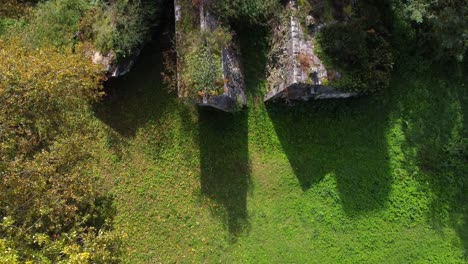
[174,0,246,112]
[92,50,139,78]
[265,0,356,102]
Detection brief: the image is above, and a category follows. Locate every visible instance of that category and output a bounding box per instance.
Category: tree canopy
[0,38,119,263]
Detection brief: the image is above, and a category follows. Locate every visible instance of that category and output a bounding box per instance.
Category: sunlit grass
[94,28,467,263]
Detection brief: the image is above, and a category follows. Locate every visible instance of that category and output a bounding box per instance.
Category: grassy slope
[94,26,467,263]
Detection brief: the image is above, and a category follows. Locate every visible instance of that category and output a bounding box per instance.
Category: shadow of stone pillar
[198,108,250,237]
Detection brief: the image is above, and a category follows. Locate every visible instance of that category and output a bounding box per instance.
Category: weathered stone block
[265,1,357,102]
[92,49,139,78]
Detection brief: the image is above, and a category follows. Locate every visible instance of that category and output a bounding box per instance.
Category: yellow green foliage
[0,38,120,263]
[0,238,19,264]
[0,37,104,159]
[0,0,31,19]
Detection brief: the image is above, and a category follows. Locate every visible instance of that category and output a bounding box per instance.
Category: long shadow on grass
[235,17,392,214]
[199,108,250,237]
[393,66,468,255]
[196,24,266,237]
[267,97,392,214]
[196,25,263,238]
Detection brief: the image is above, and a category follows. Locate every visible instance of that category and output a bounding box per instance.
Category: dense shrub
[27,0,91,48]
[395,0,467,61]
[18,0,158,57]
[80,0,158,58]
[211,0,281,24]
[299,0,335,23]
[0,0,33,19]
[0,38,120,262]
[315,21,394,92]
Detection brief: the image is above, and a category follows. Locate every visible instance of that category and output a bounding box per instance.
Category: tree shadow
[93,5,175,138]
[82,194,117,231]
[394,66,468,255]
[198,108,250,238]
[456,193,468,259]
[267,96,392,215]
[234,23,270,103]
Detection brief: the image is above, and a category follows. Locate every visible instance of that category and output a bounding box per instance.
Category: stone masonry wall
[265,0,356,102]
[174,0,246,112]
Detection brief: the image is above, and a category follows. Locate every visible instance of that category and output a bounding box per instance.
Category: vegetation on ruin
[175,0,232,97]
[210,0,281,24]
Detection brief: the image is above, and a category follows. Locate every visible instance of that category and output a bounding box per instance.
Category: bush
[396,0,467,62]
[211,0,281,24]
[315,21,394,92]
[85,0,158,57]
[0,38,120,262]
[0,17,17,35]
[27,0,91,48]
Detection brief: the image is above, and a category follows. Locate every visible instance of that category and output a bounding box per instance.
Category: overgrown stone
[174,0,246,112]
[92,49,139,78]
[265,0,357,102]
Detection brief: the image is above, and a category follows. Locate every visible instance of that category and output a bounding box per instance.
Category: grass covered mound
[95,22,467,262]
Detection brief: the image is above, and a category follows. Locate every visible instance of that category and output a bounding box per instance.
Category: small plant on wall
[298,50,311,72]
[179,26,232,97]
[184,43,224,96]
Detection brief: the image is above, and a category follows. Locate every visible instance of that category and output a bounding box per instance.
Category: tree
[26,0,91,48]
[0,38,104,159]
[398,0,467,61]
[0,38,120,263]
[82,0,159,58]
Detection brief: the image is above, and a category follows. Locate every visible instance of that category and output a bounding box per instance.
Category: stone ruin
[265,0,357,102]
[174,0,247,112]
[92,49,139,78]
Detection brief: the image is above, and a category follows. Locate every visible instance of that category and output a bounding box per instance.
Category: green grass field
[93,26,467,263]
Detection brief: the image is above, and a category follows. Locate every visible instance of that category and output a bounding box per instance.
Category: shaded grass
[93,23,468,263]
[266,98,392,214]
[391,68,468,256]
[94,32,169,138]
[199,108,250,238]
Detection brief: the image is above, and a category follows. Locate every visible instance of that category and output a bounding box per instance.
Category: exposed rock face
[174,0,246,112]
[92,50,139,78]
[265,1,357,102]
